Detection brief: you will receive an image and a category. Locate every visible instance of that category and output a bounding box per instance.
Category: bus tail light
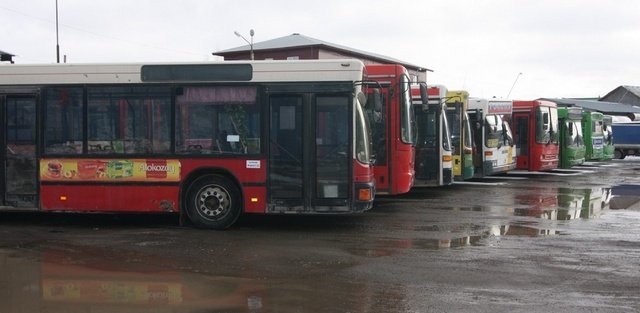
[358,188,372,201]
[60,195,68,201]
[442,155,453,162]
[484,151,494,157]
[250,197,259,203]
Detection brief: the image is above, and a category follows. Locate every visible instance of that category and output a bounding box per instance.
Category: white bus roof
[0,59,365,85]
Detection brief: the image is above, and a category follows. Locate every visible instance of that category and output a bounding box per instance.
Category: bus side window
[44,87,84,155]
[87,86,171,155]
[175,86,260,155]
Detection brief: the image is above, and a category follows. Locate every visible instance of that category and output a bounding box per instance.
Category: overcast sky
[2,0,639,99]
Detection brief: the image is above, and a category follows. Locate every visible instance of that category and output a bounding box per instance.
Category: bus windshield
[446,109,460,154]
[463,112,473,150]
[355,94,371,164]
[603,123,613,145]
[503,119,514,146]
[592,119,603,134]
[484,114,503,148]
[535,106,559,144]
[442,106,452,152]
[566,120,584,147]
[400,75,415,144]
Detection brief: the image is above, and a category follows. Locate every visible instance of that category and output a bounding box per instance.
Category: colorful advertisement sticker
[40,159,181,182]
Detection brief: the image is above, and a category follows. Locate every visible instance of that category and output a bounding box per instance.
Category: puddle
[610,184,640,210]
[0,247,266,313]
[0,246,410,313]
[435,187,612,220]
[402,187,618,249]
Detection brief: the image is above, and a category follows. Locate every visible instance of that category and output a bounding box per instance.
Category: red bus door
[513,114,530,169]
[1,94,38,208]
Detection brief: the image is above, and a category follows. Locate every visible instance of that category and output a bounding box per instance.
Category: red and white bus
[363,64,416,195]
[510,100,559,171]
[0,60,375,229]
[410,84,453,186]
[467,98,516,176]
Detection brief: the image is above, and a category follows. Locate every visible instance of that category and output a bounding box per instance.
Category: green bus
[582,111,604,160]
[558,107,586,168]
[601,115,615,160]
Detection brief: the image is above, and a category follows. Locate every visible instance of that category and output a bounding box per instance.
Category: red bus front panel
[512,101,559,171]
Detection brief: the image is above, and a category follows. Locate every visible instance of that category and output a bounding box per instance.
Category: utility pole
[56,0,60,63]
[506,72,522,98]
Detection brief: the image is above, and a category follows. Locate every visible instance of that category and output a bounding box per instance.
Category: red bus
[0,60,375,229]
[510,100,560,171]
[363,64,416,195]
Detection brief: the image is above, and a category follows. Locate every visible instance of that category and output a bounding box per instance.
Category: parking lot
[1,159,639,312]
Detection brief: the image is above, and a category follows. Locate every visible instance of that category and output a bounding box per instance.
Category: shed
[542,98,640,120]
[600,85,640,107]
[213,33,430,82]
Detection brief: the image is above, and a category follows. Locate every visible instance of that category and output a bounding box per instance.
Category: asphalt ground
[1,158,639,312]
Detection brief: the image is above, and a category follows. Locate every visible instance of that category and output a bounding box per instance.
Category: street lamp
[506,72,522,99]
[234,29,254,60]
[56,0,60,63]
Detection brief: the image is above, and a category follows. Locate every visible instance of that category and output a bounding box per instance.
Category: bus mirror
[370,89,383,113]
[357,92,367,108]
[420,84,428,104]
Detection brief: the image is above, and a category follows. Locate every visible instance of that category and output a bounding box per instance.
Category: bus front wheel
[185,175,242,229]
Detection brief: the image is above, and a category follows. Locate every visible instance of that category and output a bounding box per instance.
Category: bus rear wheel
[185,175,242,229]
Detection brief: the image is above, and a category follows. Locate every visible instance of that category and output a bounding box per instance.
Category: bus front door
[269,95,305,210]
[268,93,350,212]
[1,95,38,208]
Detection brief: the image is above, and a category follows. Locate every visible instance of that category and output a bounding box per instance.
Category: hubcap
[196,185,230,219]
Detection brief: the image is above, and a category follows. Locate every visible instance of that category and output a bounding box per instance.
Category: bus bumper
[483,161,516,176]
[353,182,375,212]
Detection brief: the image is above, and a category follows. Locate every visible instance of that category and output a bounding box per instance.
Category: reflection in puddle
[0,246,410,313]
[408,187,616,250]
[611,184,640,210]
[0,247,266,313]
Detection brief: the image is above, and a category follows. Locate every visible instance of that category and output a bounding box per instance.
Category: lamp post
[506,72,522,99]
[55,0,60,63]
[234,29,254,60]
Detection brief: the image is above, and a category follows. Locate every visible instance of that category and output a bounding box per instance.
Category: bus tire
[614,149,625,160]
[184,174,242,230]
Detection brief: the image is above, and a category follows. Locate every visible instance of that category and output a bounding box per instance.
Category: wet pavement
[1,159,640,312]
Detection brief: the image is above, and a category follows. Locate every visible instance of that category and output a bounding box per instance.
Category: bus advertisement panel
[468,98,516,176]
[583,111,605,160]
[446,90,474,180]
[364,64,416,195]
[0,60,375,229]
[410,84,453,187]
[511,100,559,171]
[557,107,586,168]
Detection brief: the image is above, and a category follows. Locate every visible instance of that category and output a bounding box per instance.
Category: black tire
[184,175,242,229]
[614,150,625,160]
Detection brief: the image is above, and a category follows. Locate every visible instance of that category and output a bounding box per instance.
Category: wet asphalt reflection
[1,160,640,312]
